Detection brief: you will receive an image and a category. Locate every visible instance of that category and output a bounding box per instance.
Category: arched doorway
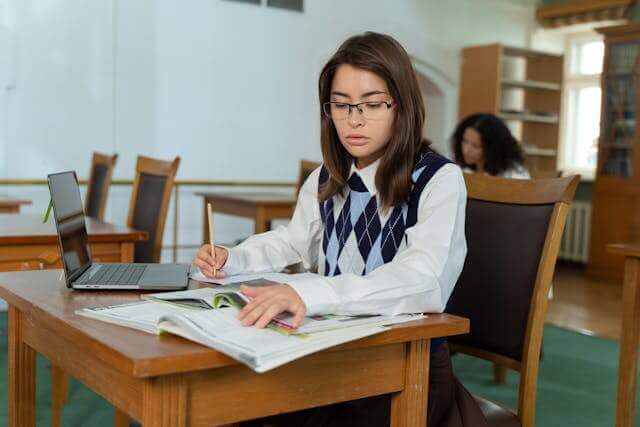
[411,57,457,158]
[417,72,446,154]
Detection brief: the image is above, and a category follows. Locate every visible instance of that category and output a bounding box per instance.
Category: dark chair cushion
[131,173,168,263]
[446,200,553,362]
[86,164,108,219]
[474,395,521,427]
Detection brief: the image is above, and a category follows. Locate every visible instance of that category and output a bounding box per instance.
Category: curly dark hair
[451,113,524,176]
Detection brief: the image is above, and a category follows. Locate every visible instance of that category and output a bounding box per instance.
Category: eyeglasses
[322,101,395,121]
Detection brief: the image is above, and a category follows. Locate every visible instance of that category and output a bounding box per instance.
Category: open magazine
[76,281,423,373]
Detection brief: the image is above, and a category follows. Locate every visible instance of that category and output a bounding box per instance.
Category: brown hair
[318,32,427,209]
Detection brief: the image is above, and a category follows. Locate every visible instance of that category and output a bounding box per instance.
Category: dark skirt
[241,341,489,427]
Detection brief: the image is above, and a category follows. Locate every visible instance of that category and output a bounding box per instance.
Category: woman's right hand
[193,244,228,279]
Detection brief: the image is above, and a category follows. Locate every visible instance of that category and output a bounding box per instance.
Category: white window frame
[558,31,604,181]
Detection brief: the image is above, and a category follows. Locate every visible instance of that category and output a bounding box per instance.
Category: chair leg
[493,363,507,384]
[113,408,130,427]
[51,365,69,427]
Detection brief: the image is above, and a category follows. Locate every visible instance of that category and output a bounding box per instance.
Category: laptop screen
[48,171,91,282]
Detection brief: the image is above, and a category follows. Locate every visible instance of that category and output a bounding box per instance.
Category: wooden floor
[547,262,623,340]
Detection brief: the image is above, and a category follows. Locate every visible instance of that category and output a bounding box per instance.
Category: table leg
[493,363,507,384]
[390,339,430,427]
[114,408,130,427]
[8,306,36,427]
[51,365,69,427]
[616,257,640,427]
[254,207,270,234]
[120,242,135,263]
[142,375,187,427]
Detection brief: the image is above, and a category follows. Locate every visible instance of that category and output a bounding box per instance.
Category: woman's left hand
[237,284,306,329]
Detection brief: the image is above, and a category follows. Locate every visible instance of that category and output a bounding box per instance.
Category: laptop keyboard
[78,264,147,286]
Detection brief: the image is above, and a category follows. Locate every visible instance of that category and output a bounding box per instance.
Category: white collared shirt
[223,160,468,316]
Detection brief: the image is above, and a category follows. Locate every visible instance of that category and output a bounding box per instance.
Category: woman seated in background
[452,113,530,179]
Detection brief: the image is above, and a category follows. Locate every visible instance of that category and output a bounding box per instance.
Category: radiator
[558,201,591,263]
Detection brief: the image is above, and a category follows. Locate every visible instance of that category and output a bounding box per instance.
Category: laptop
[47,170,190,290]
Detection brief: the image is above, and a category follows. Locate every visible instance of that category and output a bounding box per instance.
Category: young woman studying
[193,32,487,426]
[452,113,530,179]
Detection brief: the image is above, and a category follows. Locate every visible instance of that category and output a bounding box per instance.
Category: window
[560,33,604,179]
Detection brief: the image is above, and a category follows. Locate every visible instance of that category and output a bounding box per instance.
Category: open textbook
[144,286,421,334]
[76,280,423,373]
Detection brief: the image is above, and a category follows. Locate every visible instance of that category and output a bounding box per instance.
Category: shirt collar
[349,158,381,195]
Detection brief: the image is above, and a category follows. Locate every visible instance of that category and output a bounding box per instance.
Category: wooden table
[0,214,147,269]
[608,243,640,427]
[196,192,296,240]
[1,270,469,427]
[0,196,31,213]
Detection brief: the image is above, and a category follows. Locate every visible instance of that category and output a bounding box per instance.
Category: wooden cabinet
[458,44,563,176]
[589,23,640,281]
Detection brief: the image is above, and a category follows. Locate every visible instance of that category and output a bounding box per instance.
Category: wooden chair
[85,152,118,221]
[296,159,321,196]
[445,174,579,427]
[493,165,563,384]
[127,155,180,263]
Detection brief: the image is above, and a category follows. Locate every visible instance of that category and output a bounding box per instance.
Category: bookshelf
[458,44,563,175]
[588,23,640,281]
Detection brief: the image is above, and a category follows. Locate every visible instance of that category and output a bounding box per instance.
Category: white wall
[0,0,537,257]
[154,0,536,179]
[3,0,115,179]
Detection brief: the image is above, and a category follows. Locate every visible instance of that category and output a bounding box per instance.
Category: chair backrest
[126,155,180,263]
[445,173,579,427]
[296,160,321,196]
[85,152,118,221]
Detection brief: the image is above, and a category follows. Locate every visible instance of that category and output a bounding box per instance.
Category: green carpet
[0,313,638,426]
[453,325,640,426]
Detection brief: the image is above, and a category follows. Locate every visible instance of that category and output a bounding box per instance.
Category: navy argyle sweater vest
[318,150,450,278]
